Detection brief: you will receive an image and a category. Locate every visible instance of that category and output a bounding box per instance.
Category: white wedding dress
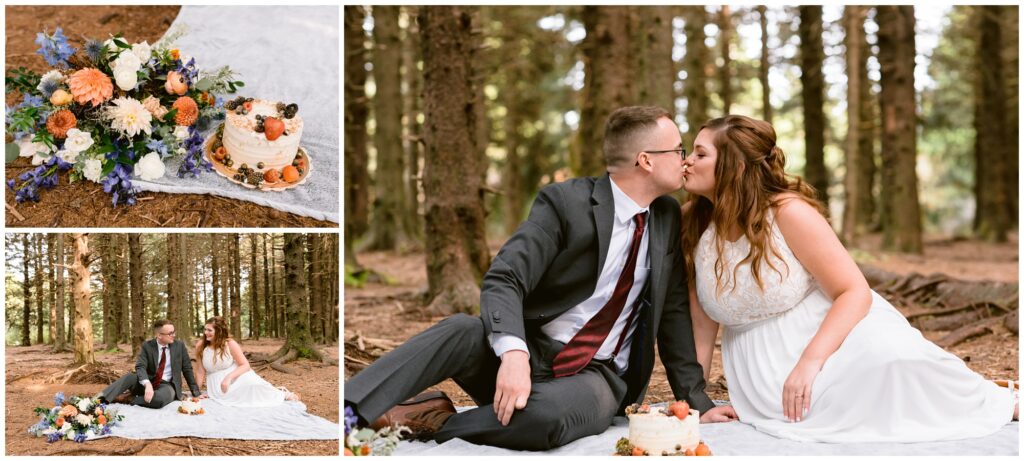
[203,347,286,407]
[693,212,1014,442]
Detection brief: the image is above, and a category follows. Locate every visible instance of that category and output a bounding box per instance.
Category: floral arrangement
[5,27,243,206]
[28,392,124,443]
[343,406,409,456]
[177,397,205,415]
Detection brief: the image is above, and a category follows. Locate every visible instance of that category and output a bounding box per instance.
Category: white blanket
[134,5,340,223]
[394,405,1019,455]
[105,400,338,440]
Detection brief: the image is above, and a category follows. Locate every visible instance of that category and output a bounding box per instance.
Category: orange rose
[97,414,107,425]
[170,49,180,60]
[55,417,65,427]
[94,407,103,416]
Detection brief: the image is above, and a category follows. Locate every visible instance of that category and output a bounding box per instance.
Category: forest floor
[5,5,335,228]
[5,338,339,455]
[344,232,1020,407]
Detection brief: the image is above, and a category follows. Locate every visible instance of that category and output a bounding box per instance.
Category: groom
[99,319,202,408]
[345,106,736,450]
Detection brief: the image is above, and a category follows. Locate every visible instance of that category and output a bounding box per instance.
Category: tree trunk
[683,6,710,148]
[129,234,145,357]
[46,234,57,345]
[420,5,493,315]
[842,5,878,243]
[210,233,220,317]
[718,6,733,115]
[71,234,95,365]
[100,235,113,347]
[637,6,675,113]
[576,5,636,176]
[402,5,424,242]
[35,234,45,345]
[54,234,66,352]
[758,6,772,123]
[250,234,260,340]
[310,234,325,343]
[269,236,280,337]
[22,235,31,346]
[230,234,243,339]
[1001,7,1019,221]
[167,234,181,330]
[262,234,271,337]
[877,5,923,253]
[800,5,829,208]
[973,5,1012,242]
[345,6,370,272]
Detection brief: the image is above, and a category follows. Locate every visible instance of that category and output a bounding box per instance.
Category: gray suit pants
[101,373,176,409]
[344,314,627,451]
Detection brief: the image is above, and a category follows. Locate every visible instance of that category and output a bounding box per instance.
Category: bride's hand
[220,378,232,394]
[782,358,823,422]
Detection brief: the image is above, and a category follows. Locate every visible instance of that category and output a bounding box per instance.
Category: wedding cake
[178,398,205,415]
[210,95,308,188]
[615,402,711,456]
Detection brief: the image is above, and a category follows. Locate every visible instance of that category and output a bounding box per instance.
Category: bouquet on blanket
[178,397,205,415]
[28,392,124,443]
[344,406,409,456]
[6,26,244,206]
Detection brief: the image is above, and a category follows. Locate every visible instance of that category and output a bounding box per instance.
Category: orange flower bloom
[97,414,107,425]
[172,96,199,126]
[171,49,180,60]
[46,109,77,139]
[66,68,114,107]
[55,417,65,428]
[59,404,79,417]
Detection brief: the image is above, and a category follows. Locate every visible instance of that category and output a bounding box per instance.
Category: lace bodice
[202,346,235,373]
[694,213,818,327]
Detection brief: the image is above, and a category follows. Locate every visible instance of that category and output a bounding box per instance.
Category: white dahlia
[106,97,152,138]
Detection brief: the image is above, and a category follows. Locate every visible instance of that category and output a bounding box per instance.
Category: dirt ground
[5,6,335,228]
[343,233,1020,408]
[6,339,339,455]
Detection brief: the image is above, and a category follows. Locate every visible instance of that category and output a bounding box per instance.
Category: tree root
[935,317,1003,348]
[45,362,122,384]
[49,441,149,455]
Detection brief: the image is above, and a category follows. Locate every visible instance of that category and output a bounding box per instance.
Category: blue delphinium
[54,392,65,407]
[344,406,359,435]
[177,125,212,178]
[9,156,72,202]
[35,28,76,68]
[146,138,169,158]
[46,432,62,443]
[176,57,199,86]
[84,39,104,63]
[20,94,45,109]
[73,432,88,443]
[102,163,139,206]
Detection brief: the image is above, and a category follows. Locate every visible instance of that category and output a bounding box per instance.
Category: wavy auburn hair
[196,316,231,364]
[681,115,827,294]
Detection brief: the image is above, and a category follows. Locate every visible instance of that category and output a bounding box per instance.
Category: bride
[195,316,300,406]
[680,114,1016,442]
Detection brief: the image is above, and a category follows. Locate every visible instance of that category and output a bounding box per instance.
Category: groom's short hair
[603,106,672,169]
[152,319,172,330]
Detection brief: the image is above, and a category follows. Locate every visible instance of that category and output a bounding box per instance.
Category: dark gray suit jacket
[480,174,715,414]
[135,338,201,400]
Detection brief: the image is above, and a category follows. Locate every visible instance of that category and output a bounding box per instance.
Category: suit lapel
[592,175,614,279]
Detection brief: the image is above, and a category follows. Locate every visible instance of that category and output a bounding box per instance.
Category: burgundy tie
[552,212,647,378]
[153,346,167,388]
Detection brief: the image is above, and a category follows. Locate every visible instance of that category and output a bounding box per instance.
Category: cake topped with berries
[208,95,309,189]
[177,398,205,415]
[615,402,711,456]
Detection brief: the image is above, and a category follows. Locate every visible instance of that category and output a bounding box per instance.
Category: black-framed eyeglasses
[635,147,687,166]
[159,330,177,336]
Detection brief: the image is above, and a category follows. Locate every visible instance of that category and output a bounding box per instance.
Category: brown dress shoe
[112,392,134,404]
[370,391,456,440]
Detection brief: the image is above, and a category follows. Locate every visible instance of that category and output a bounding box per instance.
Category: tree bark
[167,234,181,331]
[683,6,710,148]
[34,234,45,345]
[345,6,371,272]
[877,5,923,253]
[71,233,95,365]
[100,235,113,347]
[46,234,57,345]
[265,234,335,370]
[402,6,424,242]
[973,5,1012,242]
[576,6,636,176]
[718,6,733,115]
[250,234,260,340]
[800,5,829,208]
[53,234,67,352]
[210,233,220,317]
[842,5,877,243]
[129,234,145,357]
[758,6,772,123]
[1001,7,1019,221]
[262,234,271,337]
[637,6,675,113]
[22,234,31,346]
[230,234,242,339]
[420,5,493,315]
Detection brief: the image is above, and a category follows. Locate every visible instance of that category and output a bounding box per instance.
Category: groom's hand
[699,405,738,423]
[143,383,154,403]
[494,350,531,426]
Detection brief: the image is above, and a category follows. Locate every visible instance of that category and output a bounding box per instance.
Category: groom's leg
[132,383,175,408]
[433,363,626,451]
[100,373,139,402]
[345,313,498,422]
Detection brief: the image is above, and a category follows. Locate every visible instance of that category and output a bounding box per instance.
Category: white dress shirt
[141,343,173,387]
[490,177,651,374]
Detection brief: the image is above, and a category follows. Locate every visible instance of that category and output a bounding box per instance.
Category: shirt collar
[609,177,649,225]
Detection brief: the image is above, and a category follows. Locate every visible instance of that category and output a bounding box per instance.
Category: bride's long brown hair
[196,316,231,364]
[681,115,827,294]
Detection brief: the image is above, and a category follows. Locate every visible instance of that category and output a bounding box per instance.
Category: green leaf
[194,77,214,91]
[6,142,20,163]
[101,160,116,177]
[113,38,130,49]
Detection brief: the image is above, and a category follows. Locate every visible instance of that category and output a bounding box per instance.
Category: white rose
[131,41,152,64]
[103,38,117,52]
[113,66,138,91]
[63,128,94,153]
[17,138,49,159]
[65,430,75,440]
[56,149,80,164]
[173,125,190,140]
[135,152,166,180]
[83,159,104,183]
[77,398,92,413]
[113,48,141,73]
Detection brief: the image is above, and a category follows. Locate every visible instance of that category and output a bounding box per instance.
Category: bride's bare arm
[689,278,719,382]
[225,340,252,383]
[194,339,205,388]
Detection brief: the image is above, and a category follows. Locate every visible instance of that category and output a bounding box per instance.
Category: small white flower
[112,49,142,73]
[106,97,153,138]
[113,66,138,91]
[63,128,94,153]
[65,430,75,440]
[77,398,93,413]
[56,149,79,164]
[83,159,104,183]
[75,413,93,426]
[17,138,50,159]
[176,147,187,156]
[173,125,190,140]
[131,41,152,64]
[135,152,166,180]
[36,70,65,93]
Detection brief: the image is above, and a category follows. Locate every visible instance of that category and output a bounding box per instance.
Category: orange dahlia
[59,405,79,417]
[172,96,199,126]
[66,68,113,107]
[46,109,77,139]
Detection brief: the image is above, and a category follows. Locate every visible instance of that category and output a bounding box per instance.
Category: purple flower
[11,156,72,203]
[54,392,65,407]
[344,406,359,435]
[73,432,88,443]
[46,432,62,443]
[176,125,213,178]
[102,163,138,206]
[35,28,76,68]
